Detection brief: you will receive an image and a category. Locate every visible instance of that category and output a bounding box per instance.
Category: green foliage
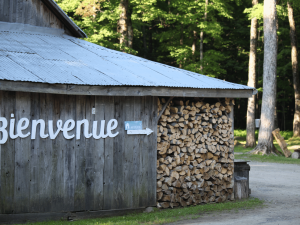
[22,198,263,225]
[55,0,300,131]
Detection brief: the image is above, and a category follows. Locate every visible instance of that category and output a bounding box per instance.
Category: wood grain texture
[149,96,157,206]
[0,0,67,31]
[74,95,87,211]
[93,96,105,210]
[103,96,114,210]
[124,96,134,208]
[14,92,31,213]
[0,92,157,214]
[29,93,40,212]
[132,96,141,208]
[112,96,125,209]
[50,94,64,212]
[63,95,76,211]
[84,95,95,210]
[139,96,149,207]
[0,91,16,214]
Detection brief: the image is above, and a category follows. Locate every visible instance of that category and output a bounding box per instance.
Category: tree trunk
[117,0,133,50]
[117,0,129,49]
[288,2,300,136]
[149,25,153,60]
[250,0,277,155]
[246,0,259,148]
[127,7,133,49]
[192,30,197,61]
[274,3,279,131]
[143,25,147,58]
[200,0,208,72]
[179,24,183,68]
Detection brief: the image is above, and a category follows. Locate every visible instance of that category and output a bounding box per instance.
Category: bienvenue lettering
[0,114,119,144]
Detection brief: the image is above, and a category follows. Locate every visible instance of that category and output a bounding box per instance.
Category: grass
[234,130,300,164]
[23,198,263,225]
[235,154,300,164]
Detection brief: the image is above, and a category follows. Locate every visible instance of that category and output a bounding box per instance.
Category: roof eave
[0,80,255,98]
[41,0,87,38]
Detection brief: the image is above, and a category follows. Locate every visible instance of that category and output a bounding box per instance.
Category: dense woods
[56,0,300,133]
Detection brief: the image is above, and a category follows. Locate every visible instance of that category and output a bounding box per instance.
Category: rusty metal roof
[0,24,255,92]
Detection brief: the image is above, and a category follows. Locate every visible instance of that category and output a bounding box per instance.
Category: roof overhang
[0,81,255,98]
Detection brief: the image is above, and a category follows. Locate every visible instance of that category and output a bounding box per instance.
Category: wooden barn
[0,0,256,223]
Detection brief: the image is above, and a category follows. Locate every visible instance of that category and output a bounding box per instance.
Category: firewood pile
[157,98,235,208]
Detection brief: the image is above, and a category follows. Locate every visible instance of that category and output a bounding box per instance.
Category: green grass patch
[234,130,300,163]
[286,136,300,147]
[235,154,300,164]
[23,198,263,225]
[234,129,293,140]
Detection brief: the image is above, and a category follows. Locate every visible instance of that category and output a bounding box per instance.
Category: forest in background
[55,0,300,131]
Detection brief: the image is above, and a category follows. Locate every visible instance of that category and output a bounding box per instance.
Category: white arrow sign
[127,128,153,135]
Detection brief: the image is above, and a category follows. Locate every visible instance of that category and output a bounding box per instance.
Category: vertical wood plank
[132,96,141,208]
[29,93,40,212]
[0,0,6,21]
[14,92,31,213]
[144,96,151,207]
[0,91,2,212]
[0,0,65,29]
[50,94,65,212]
[8,0,15,23]
[16,0,23,23]
[148,96,157,206]
[112,96,124,209]
[41,0,51,28]
[123,97,135,209]
[63,95,76,211]
[22,0,31,24]
[84,95,95,210]
[38,93,52,212]
[139,96,148,207]
[74,95,87,211]
[0,91,15,214]
[93,96,105,210]
[32,0,40,26]
[103,96,114,210]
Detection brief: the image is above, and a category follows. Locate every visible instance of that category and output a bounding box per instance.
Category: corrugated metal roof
[0,25,254,91]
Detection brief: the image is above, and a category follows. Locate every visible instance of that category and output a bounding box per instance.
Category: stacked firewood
[157,98,235,208]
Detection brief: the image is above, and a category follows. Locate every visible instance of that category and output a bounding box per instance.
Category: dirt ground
[167,161,300,225]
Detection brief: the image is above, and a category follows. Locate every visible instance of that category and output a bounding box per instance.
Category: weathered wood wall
[0,91,157,214]
[0,0,70,33]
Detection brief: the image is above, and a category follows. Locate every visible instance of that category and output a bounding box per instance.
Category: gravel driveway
[167,161,300,225]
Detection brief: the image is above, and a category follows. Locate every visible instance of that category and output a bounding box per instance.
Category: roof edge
[0,80,255,98]
[41,0,87,38]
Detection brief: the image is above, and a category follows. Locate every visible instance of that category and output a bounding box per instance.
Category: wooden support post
[157,97,173,123]
[234,176,248,200]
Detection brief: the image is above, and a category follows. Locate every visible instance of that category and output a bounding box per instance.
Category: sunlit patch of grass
[22,198,263,225]
[235,154,300,164]
[287,136,300,147]
[234,130,300,155]
[234,130,293,140]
